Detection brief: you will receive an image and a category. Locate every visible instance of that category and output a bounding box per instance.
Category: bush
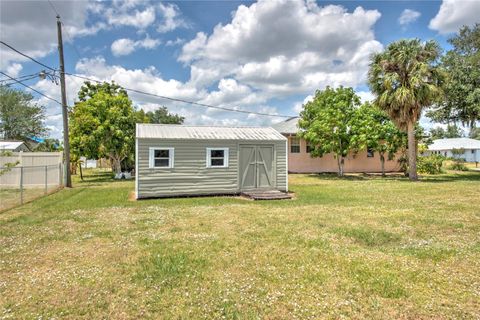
[448,159,469,171]
[417,155,445,174]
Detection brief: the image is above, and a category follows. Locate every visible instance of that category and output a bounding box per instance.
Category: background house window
[206,148,229,168]
[367,148,374,157]
[290,137,300,153]
[472,149,475,154]
[306,142,313,153]
[149,148,174,168]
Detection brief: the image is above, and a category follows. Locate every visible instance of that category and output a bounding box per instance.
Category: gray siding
[137,138,287,198]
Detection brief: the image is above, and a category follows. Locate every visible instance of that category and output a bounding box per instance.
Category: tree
[0,86,47,141]
[146,106,184,124]
[429,125,463,140]
[69,82,136,174]
[36,138,62,152]
[354,103,406,176]
[427,24,480,128]
[368,39,443,181]
[298,86,361,176]
[469,127,480,140]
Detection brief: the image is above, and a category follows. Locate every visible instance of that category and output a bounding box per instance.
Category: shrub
[417,155,445,174]
[448,159,469,171]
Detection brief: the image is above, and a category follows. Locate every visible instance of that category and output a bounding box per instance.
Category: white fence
[0,152,63,211]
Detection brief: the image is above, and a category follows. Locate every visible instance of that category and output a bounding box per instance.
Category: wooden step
[241,190,292,200]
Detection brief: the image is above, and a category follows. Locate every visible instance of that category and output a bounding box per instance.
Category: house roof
[428,138,480,151]
[0,141,26,150]
[271,117,300,135]
[136,124,286,141]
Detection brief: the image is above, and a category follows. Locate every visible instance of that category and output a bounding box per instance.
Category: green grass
[0,169,479,319]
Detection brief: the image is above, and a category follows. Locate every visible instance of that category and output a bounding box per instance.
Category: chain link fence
[0,164,63,211]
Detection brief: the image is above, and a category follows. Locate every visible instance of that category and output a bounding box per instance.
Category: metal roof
[271,117,300,135]
[428,138,480,151]
[136,124,286,141]
[0,141,26,150]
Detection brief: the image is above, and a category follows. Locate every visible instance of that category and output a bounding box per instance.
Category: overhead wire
[0,71,62,105]
[1,40,295,118]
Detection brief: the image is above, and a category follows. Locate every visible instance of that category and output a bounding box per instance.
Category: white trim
[285,140,288,192]
[149,147,174,169]
[206,147,229,168]
[135,136,139,199]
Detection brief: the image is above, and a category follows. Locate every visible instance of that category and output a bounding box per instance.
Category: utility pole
[56,15,72,187]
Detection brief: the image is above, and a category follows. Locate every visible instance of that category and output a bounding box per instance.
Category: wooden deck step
[241,190,292,200]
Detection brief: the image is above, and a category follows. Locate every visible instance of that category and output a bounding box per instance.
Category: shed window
[367,148,374,158]
[472,149,475,154]
[290,137,300,153]
[149,147,174,168]
[206,148,229,168]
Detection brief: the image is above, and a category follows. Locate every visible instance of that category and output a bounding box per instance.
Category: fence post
[59,163,62,186]
[45,165,48,195]
[20,166,24,205]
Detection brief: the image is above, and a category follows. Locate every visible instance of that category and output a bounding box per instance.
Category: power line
[0,72,42,82]
[0,71,62,105]
[2,41,294,118]
[45,0,83,61]
[65,73,294,118]
[0,41,56,71]
[0,75,40,86]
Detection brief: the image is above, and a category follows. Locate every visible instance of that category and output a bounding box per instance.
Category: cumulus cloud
[105,5,156,29]
[180,0,382,96]
[5,63,23,78]
[157,2,189,33]
[398,9,421,26]
[111,35,160,56]
[429,0,480,34]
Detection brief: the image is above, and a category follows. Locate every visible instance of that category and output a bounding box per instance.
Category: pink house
[272,117,401,173]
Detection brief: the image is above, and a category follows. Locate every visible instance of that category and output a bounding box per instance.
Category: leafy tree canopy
[146,106,184,124]
[69,81,136,173]
[298,86,361,176]
[36,138,63,152]
[0,85,47,141]
[429,125,464,140]
[427,24,480,128]
[368,38,443,180]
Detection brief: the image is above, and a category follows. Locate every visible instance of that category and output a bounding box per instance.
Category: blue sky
[1,0,479,139]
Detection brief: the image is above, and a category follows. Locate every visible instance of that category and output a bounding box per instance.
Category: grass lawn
[1,169,479,319]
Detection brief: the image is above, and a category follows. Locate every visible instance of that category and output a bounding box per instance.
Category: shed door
[239,145,274,190]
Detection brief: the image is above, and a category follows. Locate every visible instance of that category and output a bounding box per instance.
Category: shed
[135,124,288,199]
[0,140,31,152]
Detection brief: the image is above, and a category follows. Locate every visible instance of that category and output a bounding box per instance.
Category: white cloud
[166,38,186,47]
[293,95,314,113]
[111,35,160,56]
[105,5,156,29]
[429,0,480,34]
[5,63,23,78]
[398,9,421,26]
[180,0,382,96]
[357,91,375,104]
[0,0,94,69]
[111,38,136,56]
[157,2,188,33]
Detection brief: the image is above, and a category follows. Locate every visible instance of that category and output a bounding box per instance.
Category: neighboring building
[426,138,480,163]
[135,124,288,199]
[80,157,98,169]
[0,140,31,152]
[272,117,401,173]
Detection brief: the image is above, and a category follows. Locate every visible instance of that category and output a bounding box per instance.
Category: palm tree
[368,39,443,181]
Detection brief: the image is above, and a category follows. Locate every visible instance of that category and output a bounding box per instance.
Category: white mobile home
[427,138,480,163]
[135,124,288,199]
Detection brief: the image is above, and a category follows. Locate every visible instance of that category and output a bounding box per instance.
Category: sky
[0,0,479,139]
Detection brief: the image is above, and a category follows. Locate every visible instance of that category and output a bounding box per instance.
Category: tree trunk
[337,156,345,177]
[380,153,385,177]
[79,162,83,181]
[407,120,418,181]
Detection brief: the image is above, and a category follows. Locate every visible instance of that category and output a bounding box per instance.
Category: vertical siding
[137,138,287,198]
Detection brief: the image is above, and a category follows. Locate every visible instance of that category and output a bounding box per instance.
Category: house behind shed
[135,124,288,199]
